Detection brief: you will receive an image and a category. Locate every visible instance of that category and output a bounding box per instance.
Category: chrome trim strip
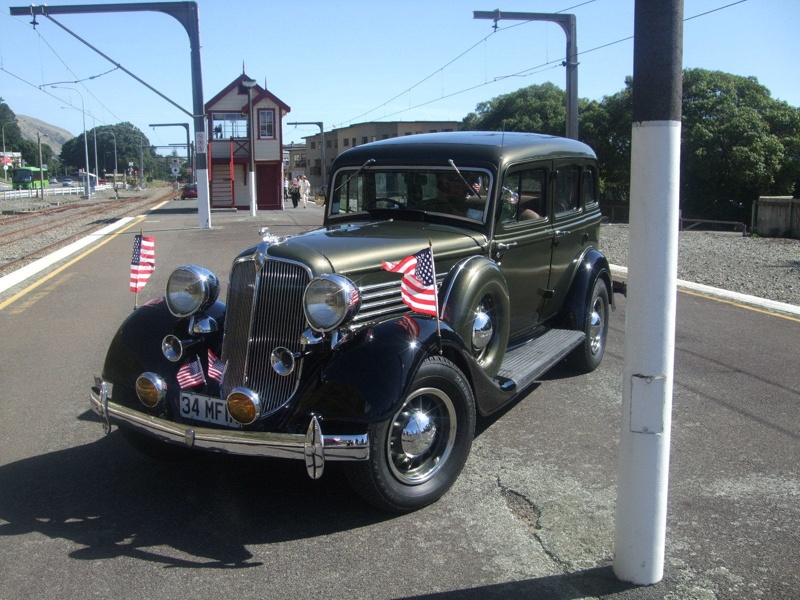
[89,387,369,462]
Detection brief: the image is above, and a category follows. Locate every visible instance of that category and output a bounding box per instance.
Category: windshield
[329,167,491,223]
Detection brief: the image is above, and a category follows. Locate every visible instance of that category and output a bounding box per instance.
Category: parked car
[49,178,58,185]
[61,177,73,187]
[180,183,198,199]
[90,131,614,512]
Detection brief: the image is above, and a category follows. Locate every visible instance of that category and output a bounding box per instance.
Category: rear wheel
[569,278,610,373]
[346,356,475,512]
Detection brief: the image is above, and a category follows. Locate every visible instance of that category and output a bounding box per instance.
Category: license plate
[179,392,239,428]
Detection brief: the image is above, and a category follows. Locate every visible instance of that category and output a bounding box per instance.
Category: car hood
[262,220,487,278]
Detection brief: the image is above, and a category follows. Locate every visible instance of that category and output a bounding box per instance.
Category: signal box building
[205,74,290,210]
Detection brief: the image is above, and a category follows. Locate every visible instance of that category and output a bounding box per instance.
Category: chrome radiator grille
[221,257,310,415]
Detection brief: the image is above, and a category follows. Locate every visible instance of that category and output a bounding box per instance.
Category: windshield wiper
[333,158,376,195]
[448,159,482,201]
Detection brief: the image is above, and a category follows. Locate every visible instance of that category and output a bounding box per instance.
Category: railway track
[0,189,177,277]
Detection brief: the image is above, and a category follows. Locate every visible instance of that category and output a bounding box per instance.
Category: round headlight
[165,265,219,318]
[303,274,361,332]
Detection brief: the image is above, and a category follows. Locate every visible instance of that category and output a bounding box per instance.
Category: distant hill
[17,115,74,156]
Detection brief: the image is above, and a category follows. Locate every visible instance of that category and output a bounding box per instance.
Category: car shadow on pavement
[0,414,391,569]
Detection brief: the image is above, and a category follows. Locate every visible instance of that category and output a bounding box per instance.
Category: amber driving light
[135,373,167,408]
[226,387,262,425]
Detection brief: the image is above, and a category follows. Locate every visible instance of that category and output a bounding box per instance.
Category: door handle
[496,242,518,250]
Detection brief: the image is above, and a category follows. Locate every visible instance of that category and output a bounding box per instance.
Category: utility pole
[473,10,579,139]
[614,0,684,586]
[37,132,45,197]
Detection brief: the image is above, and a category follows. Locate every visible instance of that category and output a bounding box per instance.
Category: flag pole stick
[133,228,143,311]
[429,238,442,355]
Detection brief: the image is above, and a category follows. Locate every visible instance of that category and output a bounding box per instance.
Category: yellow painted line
[0,215,148,311]
[678,289,800,323]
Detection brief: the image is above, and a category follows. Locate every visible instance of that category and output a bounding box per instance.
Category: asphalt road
[0,200,797,599]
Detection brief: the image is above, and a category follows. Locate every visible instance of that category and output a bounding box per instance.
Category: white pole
[614,120,680,584]
[614,0,683,585]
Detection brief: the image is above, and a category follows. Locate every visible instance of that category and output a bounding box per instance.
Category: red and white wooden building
[205,74,290,210]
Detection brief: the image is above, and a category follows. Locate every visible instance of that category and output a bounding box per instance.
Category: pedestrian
[290,176,300,208]
[300,175,311,208]
[283,176,289,202]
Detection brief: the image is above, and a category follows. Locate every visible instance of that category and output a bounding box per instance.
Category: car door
[541,160,600,321]
[492,163,555,341]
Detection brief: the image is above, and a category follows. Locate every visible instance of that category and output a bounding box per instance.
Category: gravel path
[600,223,800,307]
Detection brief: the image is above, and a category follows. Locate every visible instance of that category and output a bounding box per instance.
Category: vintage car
[90,131,614,512]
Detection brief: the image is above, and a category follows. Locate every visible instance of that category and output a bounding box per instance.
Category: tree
[462,82,569,135]
[680,69,796,220]
[60,122,156,179]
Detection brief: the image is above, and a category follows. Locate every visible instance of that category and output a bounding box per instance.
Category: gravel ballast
[600,223,800,307]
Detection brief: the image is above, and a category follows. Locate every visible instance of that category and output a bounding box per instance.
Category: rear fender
[559,248,612,330]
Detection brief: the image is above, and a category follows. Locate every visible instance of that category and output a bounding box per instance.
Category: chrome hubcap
[387,387,456,485]
[588,297,605,355]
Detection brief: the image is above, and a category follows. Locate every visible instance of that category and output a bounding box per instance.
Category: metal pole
[286,121,325,188]
[92,118,99,182]
[473,10,579,139]
[614,0,684,586]
[37,132,44,196]
[52,85,91,197]
[13,3,210,228]
[243,79,257,216]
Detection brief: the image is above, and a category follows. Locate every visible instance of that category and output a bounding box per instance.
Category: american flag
[382,247,438,316]
[207,349,227,385]
[130,234,155,292]
[177,355,205,389]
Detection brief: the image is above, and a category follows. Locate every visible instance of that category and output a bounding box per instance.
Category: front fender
[295,315,465,424]
[101,297,225,391]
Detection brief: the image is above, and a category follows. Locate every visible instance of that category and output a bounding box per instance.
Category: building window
[352,138,356,147]
[310,142,316,150]
[361,136,368,144]
[326,139,333,148]
[258,109,275,139]
[343,138,350,147]
[211,112,247,139]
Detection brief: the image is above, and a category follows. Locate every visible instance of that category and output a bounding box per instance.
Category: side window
[500,168,547,224]
[554,165,581,215]
[582,166,598,207]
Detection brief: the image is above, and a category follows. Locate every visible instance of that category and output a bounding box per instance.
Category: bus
[12,167,49,190]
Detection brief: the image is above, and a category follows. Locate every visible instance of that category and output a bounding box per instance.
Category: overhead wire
[337,0,750,126]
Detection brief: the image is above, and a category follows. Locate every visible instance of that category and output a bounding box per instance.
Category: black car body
[91,131,613,511]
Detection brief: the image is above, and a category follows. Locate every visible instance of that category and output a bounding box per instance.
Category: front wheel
[569,278,610,373]
[346,356,475,512]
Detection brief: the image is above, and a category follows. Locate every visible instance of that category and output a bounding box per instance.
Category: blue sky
[1,0,798,151]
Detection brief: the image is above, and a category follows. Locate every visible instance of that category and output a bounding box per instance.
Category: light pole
[51,85,91,196]
[2,119,16,181]
[108,130,118,197]
[92,116,99,182]
[242,78,258,217]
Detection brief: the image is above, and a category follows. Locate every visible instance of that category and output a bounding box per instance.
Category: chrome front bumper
[90,377,369,479]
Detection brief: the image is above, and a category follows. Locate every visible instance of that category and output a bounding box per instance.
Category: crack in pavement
[497,478,572,573]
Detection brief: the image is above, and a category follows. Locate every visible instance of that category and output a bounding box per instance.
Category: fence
[0,183,112,202]
[753,196,800,239]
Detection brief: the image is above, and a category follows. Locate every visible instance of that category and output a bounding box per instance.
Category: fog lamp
[135,373,167,408]
[226,387,261,425]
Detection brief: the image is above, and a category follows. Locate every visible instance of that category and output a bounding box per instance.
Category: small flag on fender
[381,246,438,316]
[177,355,205,389]
[130,234,155,292]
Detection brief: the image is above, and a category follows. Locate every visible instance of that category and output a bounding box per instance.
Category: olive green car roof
[330,131,597,171]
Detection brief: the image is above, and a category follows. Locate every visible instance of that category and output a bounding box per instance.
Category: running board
[496,329,585,392]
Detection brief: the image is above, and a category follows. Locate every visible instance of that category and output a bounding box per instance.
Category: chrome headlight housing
[303,274,361,332]
[165,265,219,318]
